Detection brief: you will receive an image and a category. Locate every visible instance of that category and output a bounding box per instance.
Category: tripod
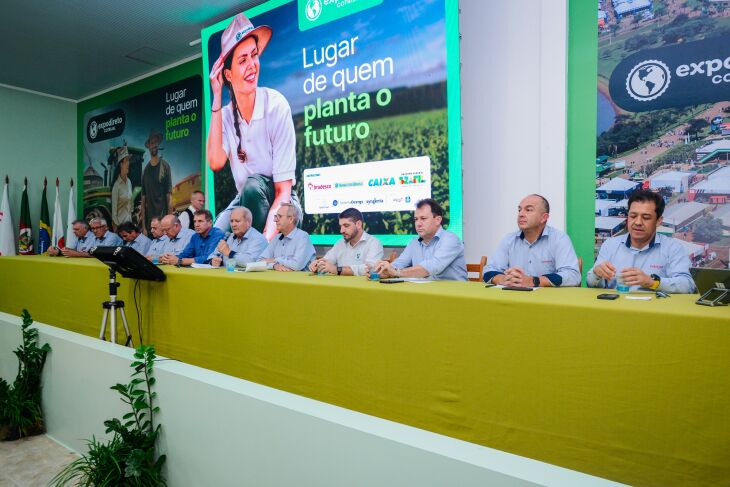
[99,264,133,346]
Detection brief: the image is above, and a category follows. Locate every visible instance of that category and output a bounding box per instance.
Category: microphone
[223,231,231,241]
[279,234,284,241]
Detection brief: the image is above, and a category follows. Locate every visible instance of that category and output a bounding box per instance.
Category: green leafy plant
[50,344,166,487]
[0,309,51,441]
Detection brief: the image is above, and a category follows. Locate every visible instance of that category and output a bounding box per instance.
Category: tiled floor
[0,435,78,487]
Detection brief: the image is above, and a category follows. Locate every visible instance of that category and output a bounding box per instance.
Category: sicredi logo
[609,36,730,112]
[305,0,322,21]
[625,60,671,102]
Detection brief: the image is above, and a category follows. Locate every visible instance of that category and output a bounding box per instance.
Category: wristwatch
[650,273,661,290]
[336,266,343,275]
[532,276,540,287]
[176,258,182,268]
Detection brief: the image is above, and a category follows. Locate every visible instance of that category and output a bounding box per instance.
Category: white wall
[0,313,623,487]
[0,85,76,252]
[460,0,567,262]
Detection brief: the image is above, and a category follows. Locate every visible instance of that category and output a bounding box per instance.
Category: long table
[1,256,728,486]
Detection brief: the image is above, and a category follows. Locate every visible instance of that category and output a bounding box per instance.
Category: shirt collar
[252,88,264,121]
[624,233,658,250]
[418,227,443,244]
[280,227,299,241]
[519,226,549,242]
[346,231,370,248]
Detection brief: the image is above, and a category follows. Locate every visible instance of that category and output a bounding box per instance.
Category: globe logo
[89,121,98,140]
[306,0,322,21]
[625,60,671,102]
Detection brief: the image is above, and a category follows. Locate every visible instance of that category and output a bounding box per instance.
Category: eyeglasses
[273,214,290,221]
[90,225,104,230]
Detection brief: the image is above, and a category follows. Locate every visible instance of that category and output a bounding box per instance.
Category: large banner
[202,0,461,244]
[596,1,730,266]
[82,76,203,234]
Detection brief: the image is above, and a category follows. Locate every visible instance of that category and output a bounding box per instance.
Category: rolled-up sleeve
[233,235,268,266]
[660,242,696,293]
[351,239,384,276]
[418,234,464,278]
[391,242,414,270]
[551,233,581,287]
[275,232,315,271]
[483,235,511,283]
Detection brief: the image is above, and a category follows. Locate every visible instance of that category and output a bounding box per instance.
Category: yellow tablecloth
[1,256,728,486]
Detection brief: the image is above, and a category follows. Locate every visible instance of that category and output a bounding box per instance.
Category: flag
[0,176,15,256]
[18,178,34,255]
[39,177,51,254]
[52,178,64,249]
[65,178,77,250]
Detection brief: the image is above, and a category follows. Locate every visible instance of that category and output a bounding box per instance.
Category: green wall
[76,59,204,212]
[567,1,598,277]
[0,86,76,250]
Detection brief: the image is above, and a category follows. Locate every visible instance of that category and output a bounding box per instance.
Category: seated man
[117,221,152,256]
[483,194,580,287]
[374,199,467,281]
[161,210,223,266]
[209,207,267,268]
[159,215,195,256]
[309,207,383,276]
[48,219,94,257]
[145,216,168,261]
[259,203,315,271]
[587,189,695,293]
[89,217,123,247]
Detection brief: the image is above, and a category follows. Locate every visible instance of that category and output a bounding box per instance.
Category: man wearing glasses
[89,217,123,247]
[258,203,315,271]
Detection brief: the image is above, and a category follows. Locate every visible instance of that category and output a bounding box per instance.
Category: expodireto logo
[88,121,98,140]
[86,109,126,143]
[305,0,322,21]
[625,59,671,102]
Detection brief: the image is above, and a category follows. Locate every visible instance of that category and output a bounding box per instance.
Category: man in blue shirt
[210,207,267,268]
[159,215,195,255]
[48,219,95,257]
[145,217,168,260]
[259,203,315,271]
[89,217,123,247]
[587,189,696,293]
[374,198,467,281]
[117,221,152,256]
[161,209,224,266]
[483,194,580,287]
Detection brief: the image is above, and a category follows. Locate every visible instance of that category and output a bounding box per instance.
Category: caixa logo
[609,36,730,112]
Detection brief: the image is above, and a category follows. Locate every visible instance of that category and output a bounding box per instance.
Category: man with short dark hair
[587,189,695,293]
[483,194,580,287]
[309,207,383,276]
[117,221,152,255]
[259,203,315,271]
[179,190,205,230]
[161,209,224,266]
[48,219,95,257]
[374,199,466,281]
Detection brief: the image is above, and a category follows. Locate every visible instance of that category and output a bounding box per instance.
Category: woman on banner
[111,145,133,229]
[206,12,299,240]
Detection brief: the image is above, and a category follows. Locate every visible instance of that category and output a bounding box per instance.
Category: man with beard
[587,189,695,293]
[140,131,172,234]
[309,207,383,276]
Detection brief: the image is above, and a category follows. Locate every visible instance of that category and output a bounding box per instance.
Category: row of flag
[0,177,77,256]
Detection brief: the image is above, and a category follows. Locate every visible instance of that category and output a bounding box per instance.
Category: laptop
[690,267,730,306]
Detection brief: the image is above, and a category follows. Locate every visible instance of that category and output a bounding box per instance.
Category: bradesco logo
[86,109,126,143]
[298,0,383,31]
[307,182,332,191]
[609,36,730,112]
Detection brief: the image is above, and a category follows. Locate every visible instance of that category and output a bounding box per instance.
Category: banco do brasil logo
[89,121,98,140]
[625,59,671,102]
[305,0,322,21]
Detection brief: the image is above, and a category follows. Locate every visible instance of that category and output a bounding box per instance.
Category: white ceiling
[0,0,265,100]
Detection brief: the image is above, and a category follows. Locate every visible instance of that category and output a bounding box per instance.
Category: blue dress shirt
[164,228,195,255]
[74,231,94,252]
[177,227,225,264]
[208,226,268,266]
[125,233,151,256]
[483,226,581,286]
[259,228,315,271]
[586,233,696,293]
[147,236,168,258]
[93,231,123,247]
[392,228,467,281]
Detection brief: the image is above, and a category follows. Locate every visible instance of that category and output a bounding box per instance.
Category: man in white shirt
[309,207,383,276]
[178,191,205,230]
